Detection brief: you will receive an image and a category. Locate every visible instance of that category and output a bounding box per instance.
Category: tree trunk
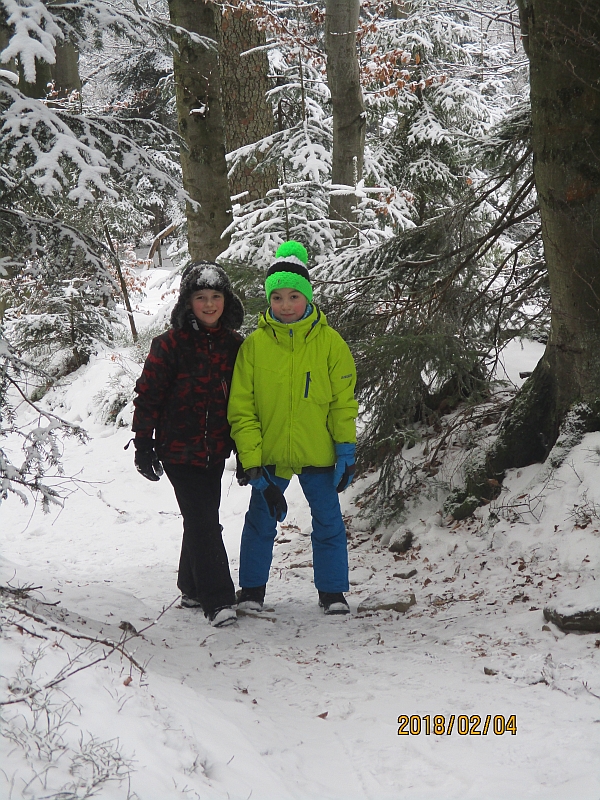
[217,6,277,202]
[469,0,600,496]
[0,14,17,79]
[17,57,52,98]
[325,0,365,238]
[51,41,81,99]
[168,0,232,260]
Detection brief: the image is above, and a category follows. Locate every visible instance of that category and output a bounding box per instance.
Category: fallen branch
[583,681,600,701]
[0,596,179,705]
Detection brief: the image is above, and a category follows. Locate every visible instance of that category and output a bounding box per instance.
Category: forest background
[2,0,599,521]
[1,0,565,517]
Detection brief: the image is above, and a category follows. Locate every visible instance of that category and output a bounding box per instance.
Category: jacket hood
[170,261,245,331]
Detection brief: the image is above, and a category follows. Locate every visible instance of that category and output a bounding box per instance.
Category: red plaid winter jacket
[132,321,243,466]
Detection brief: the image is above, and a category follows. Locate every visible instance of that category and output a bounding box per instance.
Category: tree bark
[17,57,52,98]
[0,13,17,79]
[325,0,365,238]
[217,6,277,202]
[469,0,600,495]
[168,0,232,260]
[51,41,81,98]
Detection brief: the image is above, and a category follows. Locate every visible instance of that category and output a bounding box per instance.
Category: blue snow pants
[239,470,349,593]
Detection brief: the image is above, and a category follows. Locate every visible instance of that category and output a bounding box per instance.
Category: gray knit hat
[170,262,244,330]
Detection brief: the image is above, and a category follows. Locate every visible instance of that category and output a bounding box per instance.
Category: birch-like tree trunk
[468,0,600,493]
[168,0,232,260]
[325,0,365,239]
[218,7,277,202]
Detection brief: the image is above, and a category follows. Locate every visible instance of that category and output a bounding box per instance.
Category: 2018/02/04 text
[398,715,517,736]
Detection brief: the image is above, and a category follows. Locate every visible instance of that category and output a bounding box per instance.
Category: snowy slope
[1,273,600,799]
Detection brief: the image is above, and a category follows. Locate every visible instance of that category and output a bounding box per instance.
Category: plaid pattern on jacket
[132,320,243,466]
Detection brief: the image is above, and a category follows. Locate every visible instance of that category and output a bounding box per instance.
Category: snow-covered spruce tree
[0,332,87,510]
[317,77,542,514]
[223,0,517,263]
[357,0,516,228]
[220,0,346,272]
[0,0,184,506]
[223,57,337,270]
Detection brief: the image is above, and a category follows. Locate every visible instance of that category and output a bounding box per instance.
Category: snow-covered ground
[1,272,599,799]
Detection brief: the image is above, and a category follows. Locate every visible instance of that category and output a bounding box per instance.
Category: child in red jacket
[131,263,243,628]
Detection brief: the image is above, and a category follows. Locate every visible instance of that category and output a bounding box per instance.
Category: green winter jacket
[228,305,358,479]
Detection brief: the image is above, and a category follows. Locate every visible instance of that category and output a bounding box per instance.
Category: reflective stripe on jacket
[228,305,358,478]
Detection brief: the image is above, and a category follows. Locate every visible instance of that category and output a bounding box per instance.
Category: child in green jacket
[228,241,358,614]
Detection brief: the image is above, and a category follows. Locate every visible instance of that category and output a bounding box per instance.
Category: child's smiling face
[270,287,308,323]
[189,289,225,327]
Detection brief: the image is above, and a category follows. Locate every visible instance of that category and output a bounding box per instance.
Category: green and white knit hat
[264,241,313,302]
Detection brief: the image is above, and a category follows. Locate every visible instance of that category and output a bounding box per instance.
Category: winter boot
[236,585,266,612]
[181,595,202,609]
[207,606,237,628]
[318,591,350,615]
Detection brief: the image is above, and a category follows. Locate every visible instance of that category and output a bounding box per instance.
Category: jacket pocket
[302,367,332,405]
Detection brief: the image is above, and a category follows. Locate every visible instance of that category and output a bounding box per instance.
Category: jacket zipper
[289,328,294,467]
[205,333,214,464]
[304,371,311,398]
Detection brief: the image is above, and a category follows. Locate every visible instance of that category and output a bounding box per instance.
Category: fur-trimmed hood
[170,261,244,331]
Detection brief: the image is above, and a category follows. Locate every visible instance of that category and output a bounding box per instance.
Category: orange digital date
[397,714,517,735]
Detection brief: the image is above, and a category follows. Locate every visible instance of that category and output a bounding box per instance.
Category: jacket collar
[186,311,226,338]
[258,303,325,341]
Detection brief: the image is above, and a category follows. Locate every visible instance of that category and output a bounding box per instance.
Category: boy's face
[189,289,225,327]
[270,287,308,323]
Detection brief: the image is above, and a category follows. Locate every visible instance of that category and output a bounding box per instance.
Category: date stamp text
[397,714,517,736]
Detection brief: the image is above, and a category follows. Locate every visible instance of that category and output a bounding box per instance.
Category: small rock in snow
[357,592,416,614]
[389,529,414,553]
[393,569,417,580]
[543,585,600,632]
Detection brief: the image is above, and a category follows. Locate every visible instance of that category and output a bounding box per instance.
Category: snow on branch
[0,341,88,511]
[0,83,184,204]
[0,0,62,82]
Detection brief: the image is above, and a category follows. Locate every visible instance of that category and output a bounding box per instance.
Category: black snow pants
[163,461,236,614]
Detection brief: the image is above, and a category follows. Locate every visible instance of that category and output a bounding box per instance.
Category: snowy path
[2,414,600,799]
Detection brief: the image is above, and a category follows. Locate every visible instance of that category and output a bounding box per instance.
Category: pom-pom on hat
[265,241,313,302]
[170,261,244,330]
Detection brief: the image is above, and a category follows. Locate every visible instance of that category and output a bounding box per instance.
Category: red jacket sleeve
[131,332,177,439]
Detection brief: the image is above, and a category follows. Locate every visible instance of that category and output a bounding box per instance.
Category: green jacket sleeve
[227,336,263,470]
[327,331,358,444]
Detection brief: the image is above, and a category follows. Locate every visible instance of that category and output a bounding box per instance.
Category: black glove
[263,481,288,522]
[133,438,164,482]
[236,454,249,486]
[246,467,287,522]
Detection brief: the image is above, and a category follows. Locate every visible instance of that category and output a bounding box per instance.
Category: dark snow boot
[207,606,237,628]
[236,585,266,612]
[181,595,202,609]
[318,591,350,615]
